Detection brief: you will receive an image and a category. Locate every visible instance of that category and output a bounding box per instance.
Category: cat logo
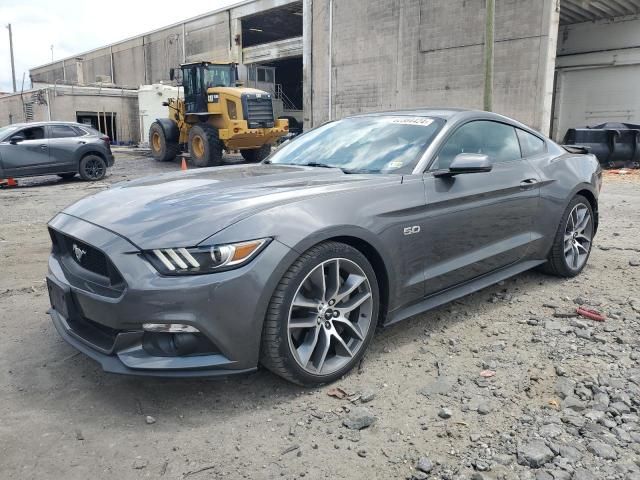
[403,226,421,236]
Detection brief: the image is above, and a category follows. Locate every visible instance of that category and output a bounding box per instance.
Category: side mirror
[235,81,244,87]
[434,153,492,177]
[9,133,26,144]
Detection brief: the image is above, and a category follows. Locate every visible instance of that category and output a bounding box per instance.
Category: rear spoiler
[563,145,590,155]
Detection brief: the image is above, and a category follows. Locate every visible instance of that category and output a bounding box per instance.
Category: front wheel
[79,155,107,181]
[241,144,271,163]
[542,194,595,277]
[260,242,379,386]
[188,124,223,167]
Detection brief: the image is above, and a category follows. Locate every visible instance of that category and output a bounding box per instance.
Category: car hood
[61,164,400,249]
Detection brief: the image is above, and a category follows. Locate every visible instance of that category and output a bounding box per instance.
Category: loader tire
[149,122,178,162]
[241,144,272,163]
[188,123,223,167]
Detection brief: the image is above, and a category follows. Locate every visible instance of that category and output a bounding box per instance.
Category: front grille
[49,228,124,287]
[243,95,275,128]
[64,236,109,276]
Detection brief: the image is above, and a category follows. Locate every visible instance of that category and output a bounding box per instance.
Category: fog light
[142,323,199,333]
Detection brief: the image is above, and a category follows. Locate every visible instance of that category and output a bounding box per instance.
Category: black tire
[78,155,107,181]
[57,173,76,179]
[260,241,379,386]
[541,194,595,277]
[149,122,179,162]
[241,144,272,163]
[188,123,223,167]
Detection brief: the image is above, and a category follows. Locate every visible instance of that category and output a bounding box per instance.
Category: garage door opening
[241,2,302,48]
[552,1,640,142]
[76,111,118,142]
[247,57,303,131]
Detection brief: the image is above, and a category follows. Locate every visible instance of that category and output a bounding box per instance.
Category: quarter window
[432,120,521,170]
[516,128,546,157]
[50,125,78,138]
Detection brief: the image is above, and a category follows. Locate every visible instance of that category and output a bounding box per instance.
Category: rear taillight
[100,135,110,144]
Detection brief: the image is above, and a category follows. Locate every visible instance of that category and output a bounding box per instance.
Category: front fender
[210,213,398,312]
[155,118,180,143]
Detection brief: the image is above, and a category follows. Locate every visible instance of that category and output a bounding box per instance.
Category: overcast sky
[0,0,244,92]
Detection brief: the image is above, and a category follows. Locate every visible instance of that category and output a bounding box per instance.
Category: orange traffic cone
[0,177,18,188]
[181,158,187,171]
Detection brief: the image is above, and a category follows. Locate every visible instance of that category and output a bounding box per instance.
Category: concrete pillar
[302,0,313,128]
[535,0,560,135]
[230,18,243,64]
[75,60,84,85]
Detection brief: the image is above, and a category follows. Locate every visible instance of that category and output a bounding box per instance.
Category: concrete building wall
[0,91,50,125]
[552,16,640,139]
[0,87,140,143]
[29,0,296,88]
[309,0,559,134]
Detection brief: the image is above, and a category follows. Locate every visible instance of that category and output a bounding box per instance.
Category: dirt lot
[1,152,639,480]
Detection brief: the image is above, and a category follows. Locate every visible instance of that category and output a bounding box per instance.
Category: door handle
[78,141,86,144]
[519,178,538,189]
[40,144,48,149]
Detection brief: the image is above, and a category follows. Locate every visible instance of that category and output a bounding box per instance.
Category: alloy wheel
[564,203,593,270]
[84,158,105,179]
[287,258,373,375]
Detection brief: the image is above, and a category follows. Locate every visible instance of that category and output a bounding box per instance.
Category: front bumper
[46,213,292,377]
[218,119,289,149]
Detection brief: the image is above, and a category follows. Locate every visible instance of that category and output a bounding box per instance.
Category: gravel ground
[0,151,639,480]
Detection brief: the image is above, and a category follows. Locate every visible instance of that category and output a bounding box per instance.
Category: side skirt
[385,260,546,327]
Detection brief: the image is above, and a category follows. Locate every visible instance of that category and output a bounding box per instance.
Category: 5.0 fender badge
[403,226,421,236]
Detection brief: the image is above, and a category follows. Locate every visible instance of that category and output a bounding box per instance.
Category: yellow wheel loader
[149,62,289,167]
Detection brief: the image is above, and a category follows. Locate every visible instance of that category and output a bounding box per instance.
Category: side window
[20,126,45,141]
[50,125,78,138]
[432,120,521,170]
[516,129,546,157]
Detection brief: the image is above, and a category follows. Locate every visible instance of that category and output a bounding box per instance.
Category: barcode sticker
[389,117,434,127]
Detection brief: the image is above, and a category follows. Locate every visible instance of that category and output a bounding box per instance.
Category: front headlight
[145,238,270,275]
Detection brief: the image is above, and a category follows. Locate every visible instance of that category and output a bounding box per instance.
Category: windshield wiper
[300,162,340,169]
[265,161,365,173]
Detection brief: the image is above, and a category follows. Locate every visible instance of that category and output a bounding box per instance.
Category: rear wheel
[149,122,178,162]
[542,194,594,277]
[260,242,379,386]
[188,123,223,167]
[241,144,272,163]
[79,155,107,181]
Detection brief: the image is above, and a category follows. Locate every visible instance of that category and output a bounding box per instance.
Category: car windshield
[267,116,445,174]
[0,125,20,141]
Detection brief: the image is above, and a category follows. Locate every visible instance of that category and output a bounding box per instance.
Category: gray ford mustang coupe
[46,109,601,385]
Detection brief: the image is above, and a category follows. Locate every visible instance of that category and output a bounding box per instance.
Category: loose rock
[517,440,555,468]
[342,407,376,430]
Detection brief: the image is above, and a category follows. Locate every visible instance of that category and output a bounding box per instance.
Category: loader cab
[171,62,240,114]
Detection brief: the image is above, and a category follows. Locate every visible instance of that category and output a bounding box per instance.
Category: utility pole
[6,23,17,92]
[50,44,54,63]
[483,0,495,112]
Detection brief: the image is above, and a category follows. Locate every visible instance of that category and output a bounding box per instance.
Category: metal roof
[561,0,640,25]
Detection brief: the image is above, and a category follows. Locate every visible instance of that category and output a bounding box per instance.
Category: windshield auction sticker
[389,117,434,127]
